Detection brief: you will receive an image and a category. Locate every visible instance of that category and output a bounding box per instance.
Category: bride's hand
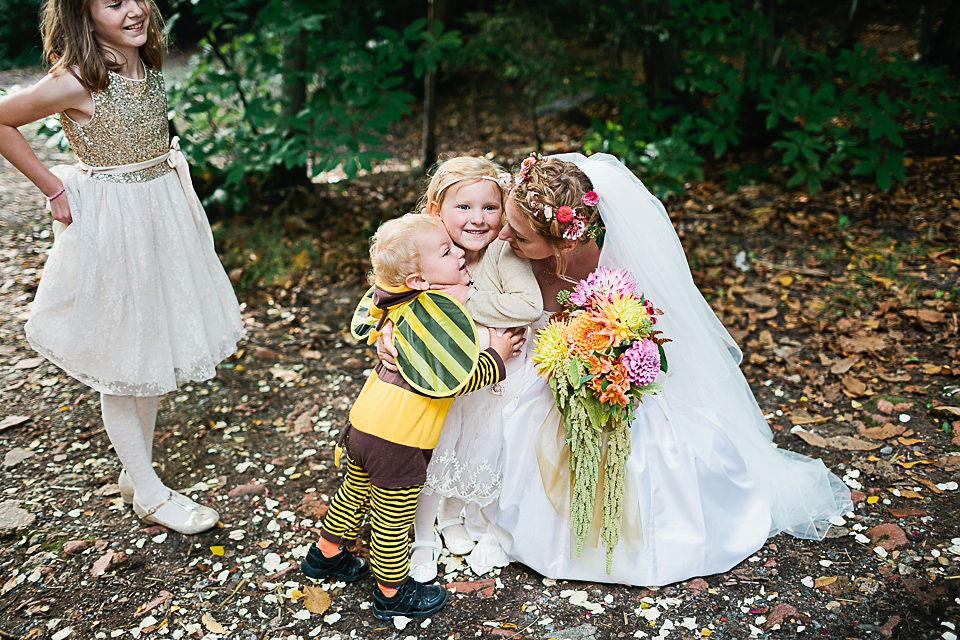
[375,320,399,372]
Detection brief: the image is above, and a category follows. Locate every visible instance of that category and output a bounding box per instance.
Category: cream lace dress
[24,66,243,396]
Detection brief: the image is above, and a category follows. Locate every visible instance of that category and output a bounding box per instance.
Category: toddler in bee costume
[300,213,522,620]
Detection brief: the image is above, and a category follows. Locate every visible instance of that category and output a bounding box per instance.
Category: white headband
[435,173,512,198]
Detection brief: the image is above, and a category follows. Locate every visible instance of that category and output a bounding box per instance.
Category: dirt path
[1,71,959,640]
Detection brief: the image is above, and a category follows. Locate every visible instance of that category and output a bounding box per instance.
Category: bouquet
[531,266,670,572]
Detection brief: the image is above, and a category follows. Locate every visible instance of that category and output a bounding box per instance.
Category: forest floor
[1,62,960,640]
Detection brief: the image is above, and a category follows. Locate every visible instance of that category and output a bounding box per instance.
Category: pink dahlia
[622,338,660,386]
[569,266,638,309]
[583,191,599,207]
[556,205,575,224]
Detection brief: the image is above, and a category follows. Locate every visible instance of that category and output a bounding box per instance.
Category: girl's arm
[466,240,544,328]
[0,72,92,224]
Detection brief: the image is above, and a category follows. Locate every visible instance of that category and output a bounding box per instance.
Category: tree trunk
[924,0,960,74]
[641,0,681,108]
[421,0,446,173]
[917,0,940,61]
[753,0,778,67]
[276,27,309,187]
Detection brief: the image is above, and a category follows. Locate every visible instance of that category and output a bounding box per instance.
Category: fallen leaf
[896,489,924,499]
[838,336,887,354]
[790,408,829,425]
[824,435,882,451]
[897,437,924,446]
[922,363,950,375]
[201,612,226,634]
[897,460,935,469]
[814,576,838,588]
[210,546,224,556]
[886,507,928,518]
[931,406,960,416]
[743,293,779,307]
[860,424,905,440]
[841,375,867,396]
[793,429,828,448]
[12,357,44,370]
[830,356,859,375]
[302,586,331,614]
[903,309,945,323]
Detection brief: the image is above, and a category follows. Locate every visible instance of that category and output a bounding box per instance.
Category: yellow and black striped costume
[321,284,505,587]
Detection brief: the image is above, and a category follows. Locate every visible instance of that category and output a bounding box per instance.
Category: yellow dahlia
[592,293,653,346]
[531,320,570,378]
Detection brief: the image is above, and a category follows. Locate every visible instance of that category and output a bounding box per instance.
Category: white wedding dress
[492,154,852,585]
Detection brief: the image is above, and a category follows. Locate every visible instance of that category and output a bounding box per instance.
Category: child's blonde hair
[41,0,167,93]
[369,213,447,287]
[417,156,510,215]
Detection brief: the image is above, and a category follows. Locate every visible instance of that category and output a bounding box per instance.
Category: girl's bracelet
[46,187,66,202]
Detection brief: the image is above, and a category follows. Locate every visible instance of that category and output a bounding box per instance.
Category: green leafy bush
[170,0,460,212]
[577,0,960,194]
[0,0,41,69]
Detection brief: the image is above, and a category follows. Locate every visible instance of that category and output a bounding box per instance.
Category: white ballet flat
[118,470,135,505]
[438,516,476,556]
[133,490,219,535]
[409,533,442,583]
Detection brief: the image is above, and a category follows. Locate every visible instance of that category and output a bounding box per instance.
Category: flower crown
[515,152,601,241]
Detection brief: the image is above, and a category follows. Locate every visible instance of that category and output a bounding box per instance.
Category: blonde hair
[42,0,166,93]
[510,157,600,275]
[369,213,447,287]
[417,156,509,215]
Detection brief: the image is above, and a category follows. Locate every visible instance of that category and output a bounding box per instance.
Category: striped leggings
[320,456,421,588]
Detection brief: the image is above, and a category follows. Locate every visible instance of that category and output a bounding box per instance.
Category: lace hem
[26,328,243,396]
[423,449,501,507]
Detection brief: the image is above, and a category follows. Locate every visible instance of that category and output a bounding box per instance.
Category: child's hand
[376,320,399,372]
[430,282,468,304]
[49,190,72,225]
[489,327,525,363]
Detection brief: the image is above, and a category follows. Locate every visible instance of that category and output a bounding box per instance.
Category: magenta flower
[622,339,660,386]
[583,191,599,207]
[569,266,638,308]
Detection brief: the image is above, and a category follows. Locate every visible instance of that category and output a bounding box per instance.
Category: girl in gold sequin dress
[0,0,243,534]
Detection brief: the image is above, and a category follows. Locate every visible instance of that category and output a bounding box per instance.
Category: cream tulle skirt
[25,166,243,396]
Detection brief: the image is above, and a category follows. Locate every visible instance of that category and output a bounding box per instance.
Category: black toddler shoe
[300,543,370,582]
[372,578,448,620]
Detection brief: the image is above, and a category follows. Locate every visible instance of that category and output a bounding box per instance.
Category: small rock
[850,490,867,505]
[0,501,36,531]
[63,540,90,555]
[91,550,126,576]
[866,523,909,551]
[878,615,901,637]
[683,578,710,593]
[229,483,267,497]
[3,447,35,468]
[765,604,800,629]
[446,578,495,598]
[254,346,280,359]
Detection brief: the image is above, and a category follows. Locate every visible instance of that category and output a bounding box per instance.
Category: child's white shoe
[438,516,476,556]
[133,489,219,535]
[118,469,135,504]
[409,533,442,583]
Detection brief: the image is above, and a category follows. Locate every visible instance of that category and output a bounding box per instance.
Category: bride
[491,152,852,585]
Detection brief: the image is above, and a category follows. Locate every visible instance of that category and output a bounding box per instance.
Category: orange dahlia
[568,313,612,355]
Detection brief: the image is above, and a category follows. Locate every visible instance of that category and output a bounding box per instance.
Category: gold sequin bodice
[59,66,170,183]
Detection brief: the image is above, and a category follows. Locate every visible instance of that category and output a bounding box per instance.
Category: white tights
[411,492,470,563]
[100,394,166,507]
